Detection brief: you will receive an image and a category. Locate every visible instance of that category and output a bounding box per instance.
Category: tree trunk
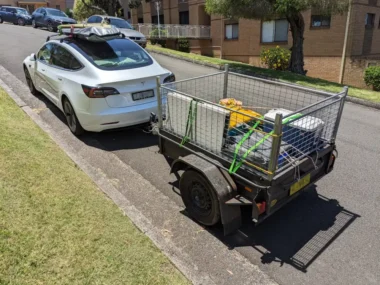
[287,12,306,75]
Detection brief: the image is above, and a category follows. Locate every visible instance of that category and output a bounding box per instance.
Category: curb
[147,48,380,110]
[0,68,278,285]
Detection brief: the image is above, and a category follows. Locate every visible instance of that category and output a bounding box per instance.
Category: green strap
[229,118,262,173]
[180,100,198,146]
[229,113,303,174]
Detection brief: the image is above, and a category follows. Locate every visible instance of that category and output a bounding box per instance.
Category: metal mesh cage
[158,69,346,179]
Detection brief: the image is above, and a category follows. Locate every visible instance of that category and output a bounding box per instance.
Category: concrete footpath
[0,65,277,285]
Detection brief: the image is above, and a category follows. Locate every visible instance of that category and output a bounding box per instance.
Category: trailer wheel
[179,170,220,226]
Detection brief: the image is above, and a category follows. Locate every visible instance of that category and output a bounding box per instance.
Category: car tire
[63,98,85,136]
[179,170,221,226]
[47,21,56,32]
[24,67,38,96]
[32,20,38,28]
[18,18,25,26]
[0,16,3,24]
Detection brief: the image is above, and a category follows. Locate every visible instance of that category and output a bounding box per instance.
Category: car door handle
[58,78,62,81]
[41,69,45,72]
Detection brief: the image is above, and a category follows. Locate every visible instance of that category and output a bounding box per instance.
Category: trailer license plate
[132,90,154,101]
[290,174,311,196]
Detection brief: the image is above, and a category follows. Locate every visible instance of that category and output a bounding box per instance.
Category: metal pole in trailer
[223,64,229,99]
[331,86,348,143]
[268,113,283,180]
[156,76,163,129]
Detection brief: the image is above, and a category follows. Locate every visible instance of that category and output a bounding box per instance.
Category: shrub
[65,8,73,19]
[260,46,291,71]
[364,66,380,91]
[150,28,167,47]
[177,38,190,53]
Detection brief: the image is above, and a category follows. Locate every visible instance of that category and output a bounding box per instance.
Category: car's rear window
[67,38,153,70]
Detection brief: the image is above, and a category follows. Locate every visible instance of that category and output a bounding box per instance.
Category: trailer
[153,66,347,235]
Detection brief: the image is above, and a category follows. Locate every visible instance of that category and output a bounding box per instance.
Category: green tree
[74,0,123,20]
[205,0,348,75]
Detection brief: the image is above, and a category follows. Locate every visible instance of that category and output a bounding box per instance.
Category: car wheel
[18,18,25,26]
[0,16,3,24]
[179,170,221,226]
[47,22,56,32]
[63,98,84,136]
[24,67,37,96]
[32,20,38,28]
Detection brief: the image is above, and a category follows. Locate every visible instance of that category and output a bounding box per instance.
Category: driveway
[1,24,380,285]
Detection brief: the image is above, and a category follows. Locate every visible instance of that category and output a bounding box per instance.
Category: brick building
[130,0,380,88]
[0,0,68,13]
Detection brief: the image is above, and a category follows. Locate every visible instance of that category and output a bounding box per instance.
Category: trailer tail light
[326,153,336,173]
[82,85,120,98]
[256,202,266,215]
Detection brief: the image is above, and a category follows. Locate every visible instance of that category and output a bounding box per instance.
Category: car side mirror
[30,53,36,61]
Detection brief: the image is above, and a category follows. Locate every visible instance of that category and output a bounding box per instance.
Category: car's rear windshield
[109,18,132,29]
[67,38,153,70]
[47,9,67,17]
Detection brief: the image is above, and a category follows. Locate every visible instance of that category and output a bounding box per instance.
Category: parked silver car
[86,15,147,48]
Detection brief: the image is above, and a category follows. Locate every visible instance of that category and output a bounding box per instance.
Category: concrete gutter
[147,48,380,111]
[0,66,278,285]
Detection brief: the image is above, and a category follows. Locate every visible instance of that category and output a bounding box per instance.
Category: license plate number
[132,90,154,101]
[290,174,311,196]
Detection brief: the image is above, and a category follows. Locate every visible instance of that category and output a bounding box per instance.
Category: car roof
[45,8,60,11]
[92,15,124,20]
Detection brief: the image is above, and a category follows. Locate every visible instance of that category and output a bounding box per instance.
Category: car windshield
[17,9,29,15]
[109,18,132,29]
[47,9,67,17]
[68,38,153,70]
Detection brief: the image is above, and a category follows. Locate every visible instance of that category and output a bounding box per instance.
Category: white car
[23,33,174,135]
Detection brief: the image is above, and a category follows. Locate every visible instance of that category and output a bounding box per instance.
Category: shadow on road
[179,185,359,273]
[80,127,158,150]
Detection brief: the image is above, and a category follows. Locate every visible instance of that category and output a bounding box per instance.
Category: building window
[262,19,288,43]
[179,11,189,25]
[56,5,60,10]
[152,15,164,25]
[225,24,239,40]
[311,15,331,28]
[366,13,375,29]
[138,17,144,23]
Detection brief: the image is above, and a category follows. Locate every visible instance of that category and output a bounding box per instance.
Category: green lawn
[147,44,380,103]
[0,88,188,285]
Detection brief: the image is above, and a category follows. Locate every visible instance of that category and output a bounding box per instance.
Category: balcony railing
[132,24,211,39]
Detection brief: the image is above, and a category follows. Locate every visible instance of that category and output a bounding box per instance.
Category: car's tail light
[82,85,120,98]
[163,74,175,83]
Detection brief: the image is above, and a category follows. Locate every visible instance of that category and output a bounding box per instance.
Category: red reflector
[256,202,266,215]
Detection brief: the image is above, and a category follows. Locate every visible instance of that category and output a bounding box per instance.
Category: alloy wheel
[64,101,77,132]
[18,18,24,26]
[47,22,54,32]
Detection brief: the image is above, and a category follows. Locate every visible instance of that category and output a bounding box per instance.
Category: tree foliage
[205,0,349,75]
[73,0,122,20]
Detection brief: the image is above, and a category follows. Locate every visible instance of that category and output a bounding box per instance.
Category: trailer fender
[171,155,242,235]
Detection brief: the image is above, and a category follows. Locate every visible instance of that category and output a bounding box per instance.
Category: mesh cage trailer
[153,66,347,235]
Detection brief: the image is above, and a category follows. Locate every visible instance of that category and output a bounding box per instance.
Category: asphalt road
[1,24,380,285]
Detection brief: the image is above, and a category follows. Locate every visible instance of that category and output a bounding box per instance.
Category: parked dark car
[0,6,32,26]
[32,7,76,32]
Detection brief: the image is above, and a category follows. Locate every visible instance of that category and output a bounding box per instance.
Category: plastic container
[264,108,325,154]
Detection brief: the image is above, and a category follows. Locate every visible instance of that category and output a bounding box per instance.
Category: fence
[132,24,211,39]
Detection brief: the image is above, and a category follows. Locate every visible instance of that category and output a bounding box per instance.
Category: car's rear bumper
[77,100,158,132]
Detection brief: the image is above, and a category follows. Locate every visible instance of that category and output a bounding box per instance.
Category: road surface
[1,24,379,285]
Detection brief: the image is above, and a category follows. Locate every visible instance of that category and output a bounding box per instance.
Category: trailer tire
[180,170,220,226]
